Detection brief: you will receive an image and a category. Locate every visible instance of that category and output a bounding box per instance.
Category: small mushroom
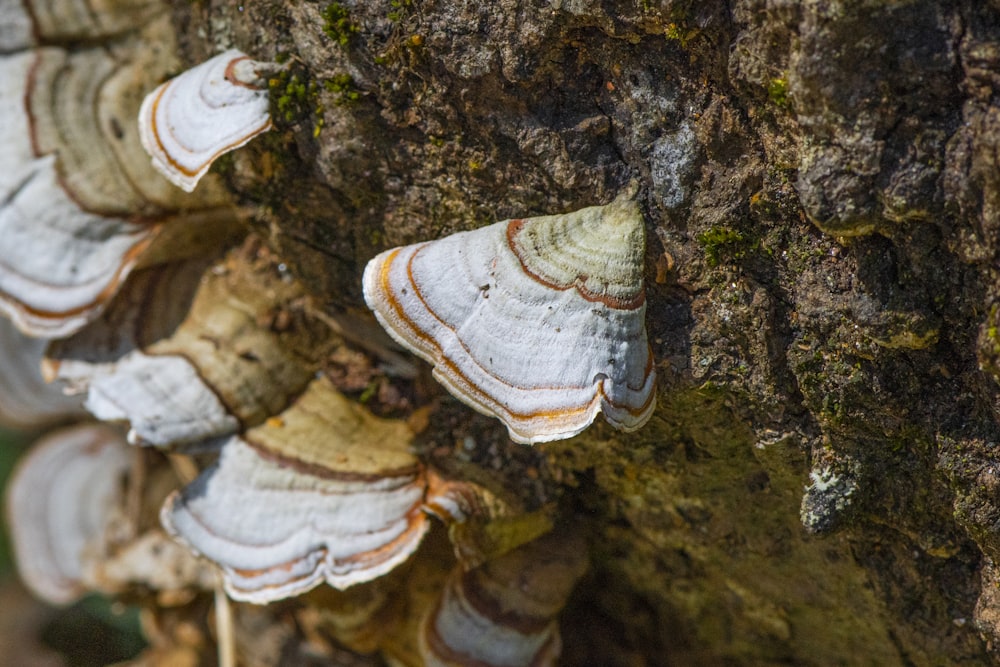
[138,49,273,192]
[160,377,432,603]
[6,424,131,605]
[363,190,656,444]
[418,530,589,667]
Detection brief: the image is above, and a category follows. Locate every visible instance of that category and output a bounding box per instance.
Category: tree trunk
[167,0,1000,664]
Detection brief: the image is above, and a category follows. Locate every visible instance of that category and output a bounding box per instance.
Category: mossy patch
[269,68,320,125]
[697,225,756,267]
[269,65,359,137]
[767,75,789,107]
[664,21,700,48]
[320,3,358,46]
[324,73,361,105]
[387,0,412,22]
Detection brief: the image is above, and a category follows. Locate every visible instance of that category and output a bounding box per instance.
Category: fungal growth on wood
[0,1,602,665]
[6,425,133,605]
[161,376,435,603]
[45,248,333,448]
[6,0,982,664]
[363,190,656,444]
[0,9,239,339]
[6,422,222,609]
[138,49,275,192]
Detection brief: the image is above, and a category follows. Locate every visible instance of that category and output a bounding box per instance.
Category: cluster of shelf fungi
[0,1,656,664]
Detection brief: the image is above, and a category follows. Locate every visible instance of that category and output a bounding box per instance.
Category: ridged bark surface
[156,1,1000,663]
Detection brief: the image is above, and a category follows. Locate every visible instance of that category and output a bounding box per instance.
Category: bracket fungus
[6,424,218,608]
[418,530,589,667]
[161,377,433,603]
[139,48,274,192]
[27,35,231,215]
[0,0,602,661]
[0,16,242,338]
[6,425,132,605]
[10,0,166,45]
[46,245,331,448]
[0,51,155,338]
[363,190,657,444]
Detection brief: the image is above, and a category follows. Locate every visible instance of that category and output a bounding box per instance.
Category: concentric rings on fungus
[363,190,656,444]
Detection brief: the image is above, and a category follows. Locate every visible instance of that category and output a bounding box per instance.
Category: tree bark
[171,0,1000,663]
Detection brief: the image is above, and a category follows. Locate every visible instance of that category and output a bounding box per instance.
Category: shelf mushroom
[160,377,434,603]
[7,423,220,605]
[0,50,157,338]
[45,245,334,448]
[0,21,241,338]
[363,190,657,444]
[418,530,588,667]
[4,0,165,46]
[6,425,132,605]
[138,49,274,192]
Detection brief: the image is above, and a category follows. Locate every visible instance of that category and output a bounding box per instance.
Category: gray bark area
[174,0,1000,664]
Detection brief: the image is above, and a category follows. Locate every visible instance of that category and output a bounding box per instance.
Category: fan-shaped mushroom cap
[161,377,431,603]
[6,425,131,605]
[25,25,231,214]
[138,49,273,192]
[0,156,157,338]
[1,0,166,52]
[47,245,332,447]
[0,50,151,337]
[0,21,239,338]
[363,191,656,444]
[19,0,165,43]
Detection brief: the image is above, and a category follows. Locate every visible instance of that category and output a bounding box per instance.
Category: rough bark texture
[166,0,1000,664]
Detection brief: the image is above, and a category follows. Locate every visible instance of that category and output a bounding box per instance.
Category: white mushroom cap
[161,377,431,603]
[138,49,273,193]
[6,425,131,605]
[363,191,656,444]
